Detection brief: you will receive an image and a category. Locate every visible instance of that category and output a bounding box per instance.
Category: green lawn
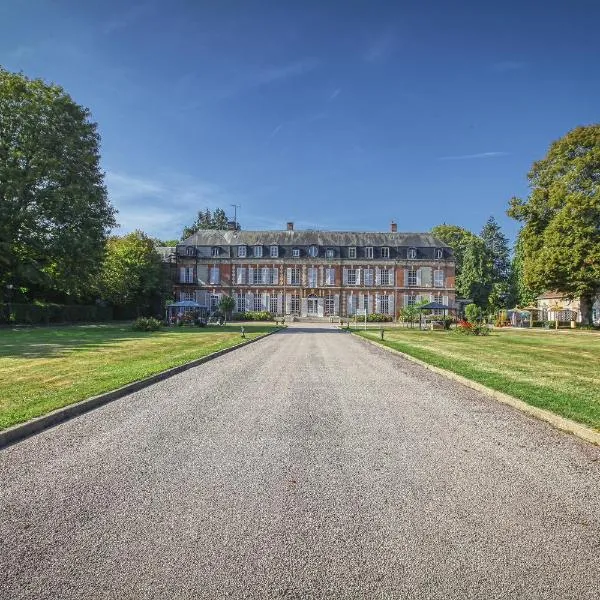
[0,323,278,430]
[356,327,600,431]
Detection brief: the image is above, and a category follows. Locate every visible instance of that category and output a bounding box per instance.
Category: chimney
[390,221,397,233]
[287,221,294,231]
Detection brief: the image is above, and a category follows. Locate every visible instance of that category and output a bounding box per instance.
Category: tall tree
[480,216,510,283]
[98,231,165,314]
[507,124,600,325]
[181,208,234,239]
[456,235,494,307]
[509,232,539,307]
[0,68,117,301]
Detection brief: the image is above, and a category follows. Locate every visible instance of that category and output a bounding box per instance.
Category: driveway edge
[0,329,280,450]
[355,333,600,446]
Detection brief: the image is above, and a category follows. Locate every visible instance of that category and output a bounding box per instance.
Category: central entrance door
[307,294,318,315]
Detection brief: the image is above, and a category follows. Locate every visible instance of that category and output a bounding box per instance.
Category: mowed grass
[356,327,600,431]
[0,323,278,430]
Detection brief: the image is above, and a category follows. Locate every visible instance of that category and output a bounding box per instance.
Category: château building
[164,221,456,319]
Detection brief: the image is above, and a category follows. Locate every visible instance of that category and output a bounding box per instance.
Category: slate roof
[182,229,449,248]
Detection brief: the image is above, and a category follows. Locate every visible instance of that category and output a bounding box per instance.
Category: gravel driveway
[1,324,599,599]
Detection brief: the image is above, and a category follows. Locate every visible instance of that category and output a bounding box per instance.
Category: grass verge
[0,323,278,430]
[356,327,600,431]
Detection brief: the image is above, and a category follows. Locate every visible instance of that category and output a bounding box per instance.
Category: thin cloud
[253,58,319,86]
[492,61,528,72]
[439,152,509,160]
[328,88,341,101]
[269,123,283,139]
[105,170,236,238]
[364,33,395,62]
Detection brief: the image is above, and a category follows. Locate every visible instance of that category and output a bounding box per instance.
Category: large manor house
[164,221,456,319]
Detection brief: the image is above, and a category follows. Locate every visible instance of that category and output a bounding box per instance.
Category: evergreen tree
[181,208,236,239]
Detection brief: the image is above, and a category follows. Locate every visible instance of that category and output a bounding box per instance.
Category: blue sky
[2,1,599,243]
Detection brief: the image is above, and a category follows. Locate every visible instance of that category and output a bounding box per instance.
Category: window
[347,269,357,285]
[209,267,220,284]
[325,267,335,285]
[186,246,195,256]
[324,294,335,315]
[210,295,219,310]
[307,267,318,288]
[407,295,416,306]
[271,267,279,285]
[291,294,301,313]
[270,245,279,258]
[270,295,278,314]
[236,293,246,313]
[180,267,194,283]
[236,267,247,284]
[326,248,334,258]
[363,294,369,310]
[211,247,220,257]
[348,247,357,259]
[308,245,319,257]
[365,247,374,259]
[180,291,194,301]
[434,270,444,287]
[238,246,247,258]
[408,269,417,286]
[435,248,443,259]
[380,295,390,315]
[292,248,300,257]
[288,267,301,285]
[381,247,390,258]
[254,245,263,258]
[363,268,374,286]
[380,269,391,286]
[252,268,261,285]
[408,248,417,259]
[348,295,358,315]
[434,294,443,304]
[254,295,262,311]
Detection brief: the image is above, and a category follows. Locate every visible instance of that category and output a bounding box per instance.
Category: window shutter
[333,294,340,315]
[262,267,270,285]
[262,293,269,311]
[416,268,422,286]
[236,267,245,285]
[285,293,291,314]
[404,269,409,287]
[277,293,283,314]
[356,269,361,285]
[389,294,395,317]
[416,294,421,303]
[376,294,381,313]
[342,268,348,285]
[443,295,449,307]
[246,292,254,309]
[367,294,373,314]
[197,266,208,285]
[248,267,254,285]
[272,268,279,285]
[179,267,186,283]
[375,268,381,285]
[286,268,292,285]
[422,267,432,287]
[404,294,409,307]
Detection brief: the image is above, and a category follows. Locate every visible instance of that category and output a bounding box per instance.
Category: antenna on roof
[230,204,240,230]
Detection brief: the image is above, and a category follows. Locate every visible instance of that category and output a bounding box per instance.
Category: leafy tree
[509,232,539,307]
[99,231,164,314]
[218,295,235,321]
[181,208,234,239]
[507,124,600,325]
[465,303,482,324]
[431,224,477,276]
[480,216,510,283]
[456,235,493,308]
[0,68,117,301]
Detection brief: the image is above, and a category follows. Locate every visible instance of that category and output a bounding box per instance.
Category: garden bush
[232,311,273,321]
[132,317,162,331]
[366,313,393,322]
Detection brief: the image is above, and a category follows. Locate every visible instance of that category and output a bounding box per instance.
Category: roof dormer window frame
[292,248,300,258]
[408,247,417,259]
[308,245,319,258]
[238,245,247,258]
[211,246,220,257]
[348,247,357,259]
[381,246,390,258]
[186,246,195,256]
[254,245,263,258]
[435,248,443,259]
[365,246,374,259]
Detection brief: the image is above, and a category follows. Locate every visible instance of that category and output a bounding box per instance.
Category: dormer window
[254,245,263,258]
[292,248,300,258]
[365,247,373,259]
[211,247,220,257]
[186,246,195,256]
[381,247,390,258]
[238,245,247,258]
[435,248,443,259]
[308,245,319,258]
[270,245,279,258]
[348,247,357,259]
[408,248,417,259]
[325,248,334,259]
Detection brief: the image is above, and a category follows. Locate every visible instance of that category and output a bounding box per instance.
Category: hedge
[1,303,113,325]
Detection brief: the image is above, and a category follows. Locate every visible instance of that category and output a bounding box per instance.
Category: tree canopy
[98,231,164,312]
[181,208,235,239]
[507,124,600,324]
[0,68,116,300]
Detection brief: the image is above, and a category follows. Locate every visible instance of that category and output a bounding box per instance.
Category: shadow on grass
[0,323,280,359]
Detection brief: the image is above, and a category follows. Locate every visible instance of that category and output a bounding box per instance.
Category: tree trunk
[580,294,594,326]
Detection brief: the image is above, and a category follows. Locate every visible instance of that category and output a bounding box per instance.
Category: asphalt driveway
[1,324,599,599]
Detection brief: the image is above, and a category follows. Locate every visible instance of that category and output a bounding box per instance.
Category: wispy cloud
[103,1,157,34]
[492,61,528,72]
[439,151,509,161]
[364,32,395,62]
[269,123,283,139]
[328,88,341,101]
[105,171,236,238]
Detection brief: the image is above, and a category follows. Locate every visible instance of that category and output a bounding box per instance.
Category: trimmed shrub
[232,311,273,321]
[132,317,162,331]
[366,313,393,322]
